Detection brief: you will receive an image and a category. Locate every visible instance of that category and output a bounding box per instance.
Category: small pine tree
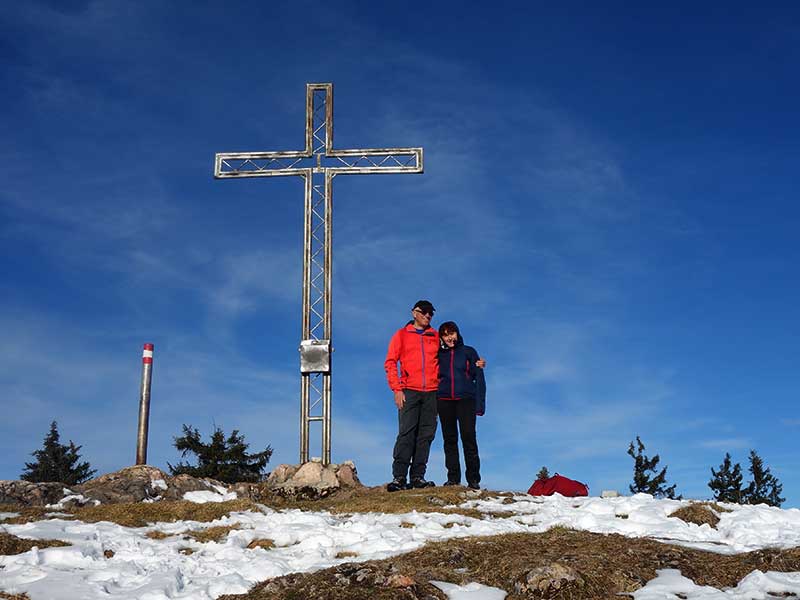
[20,421,96,485]
[744,450,784,507]
[708,453,744,503]
[168,424,273,484]
[627,436,680,499]
[536,466,551,481]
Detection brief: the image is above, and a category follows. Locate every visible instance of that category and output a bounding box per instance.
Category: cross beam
[214,83,423,465]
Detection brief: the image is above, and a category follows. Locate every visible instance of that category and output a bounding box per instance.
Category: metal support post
[136,343,154,465]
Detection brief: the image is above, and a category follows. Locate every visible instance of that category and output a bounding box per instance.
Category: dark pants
[392,389,438,480]
[438,397,480,485]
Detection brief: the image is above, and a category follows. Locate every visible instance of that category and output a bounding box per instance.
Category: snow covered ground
[2,491,800,599]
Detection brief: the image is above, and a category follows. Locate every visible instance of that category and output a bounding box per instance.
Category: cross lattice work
[214,83,423,464]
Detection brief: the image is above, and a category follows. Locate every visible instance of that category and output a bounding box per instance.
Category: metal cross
[214,83,423,465]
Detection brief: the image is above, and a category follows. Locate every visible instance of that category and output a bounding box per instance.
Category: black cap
[413,300,435,314]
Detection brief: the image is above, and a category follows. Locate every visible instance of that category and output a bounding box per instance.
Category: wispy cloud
[698,438,752,450]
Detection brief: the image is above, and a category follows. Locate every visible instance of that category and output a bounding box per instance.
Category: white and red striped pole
[136,343,154,465]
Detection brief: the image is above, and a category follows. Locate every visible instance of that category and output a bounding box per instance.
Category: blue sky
[2,2,798,504]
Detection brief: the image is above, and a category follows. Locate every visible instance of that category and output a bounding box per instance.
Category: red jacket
[528,474,589,497]
[384,323,440,392]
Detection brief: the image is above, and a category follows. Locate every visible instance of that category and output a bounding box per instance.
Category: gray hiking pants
[392,389,438,480]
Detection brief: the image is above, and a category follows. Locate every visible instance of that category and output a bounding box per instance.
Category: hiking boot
[410,477,436,489]
[443,480,461,487]
[467,482,481,490]
[386,477,408,492]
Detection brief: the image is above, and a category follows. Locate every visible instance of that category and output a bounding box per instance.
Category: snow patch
[431,580,508,599]
[633,568,800,599]
[2,495,800,599]
[183,488,238,504]
[46,493,99,509]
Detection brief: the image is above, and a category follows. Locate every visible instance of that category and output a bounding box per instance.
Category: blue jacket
[437,336,487,415]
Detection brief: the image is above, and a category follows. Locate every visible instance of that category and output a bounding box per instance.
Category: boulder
[76,465,173,504]
[266,460,362,500]
[514,563,585,595]
[77,466,230,504]
[0,480,72,507]
[0,466,233,507]
[161,474,226,501]
[335,461,360,487]
[265,463,300,487]
[0,460,363,506]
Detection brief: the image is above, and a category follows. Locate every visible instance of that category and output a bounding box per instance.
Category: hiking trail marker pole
[214,83,423,465]
[136,343,154,465]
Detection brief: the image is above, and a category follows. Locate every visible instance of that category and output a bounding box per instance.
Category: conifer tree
[536,466,551,481]
[708,453,744,503]
[20,421,96,485]
[744,450,784,507]
[168,424,273,484]
[627,436,680,499]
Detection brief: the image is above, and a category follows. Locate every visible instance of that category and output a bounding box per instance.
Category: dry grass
[0,592,31,600]
[2,500,260,528]
[669,503,721,529]
[218,527,800,600]
[247,538,275,550]
[0,505,67,525]
[0,531,70,555]
[186,525,240,543]
[258,485,489,519]
[1,487,488,531]
[72,499,259,527]
[335,551,359,559]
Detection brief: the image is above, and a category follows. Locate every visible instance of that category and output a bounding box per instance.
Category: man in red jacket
[384,300,440,491]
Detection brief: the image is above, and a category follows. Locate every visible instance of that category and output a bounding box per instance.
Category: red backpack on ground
[527,473,589,497]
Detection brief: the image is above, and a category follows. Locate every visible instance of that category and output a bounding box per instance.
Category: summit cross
[214,83,424,465]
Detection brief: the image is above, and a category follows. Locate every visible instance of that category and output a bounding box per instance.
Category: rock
[266,460,362,501]
[265,464,300,487]
[270,462,338,500]
[1,460,363,507]
[386,574,416,588]
[229,482,264,502]
[335,461,361,487]
[0,480,71,507]
[296,462,337,486]
[76,465,169,504]
[514,563,585,595]
[77,466,234,505]
[460,489,482,499]
[0,466,234,507]
[332,564,386,587]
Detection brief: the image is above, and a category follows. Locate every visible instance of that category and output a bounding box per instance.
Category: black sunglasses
[414,308,433,317]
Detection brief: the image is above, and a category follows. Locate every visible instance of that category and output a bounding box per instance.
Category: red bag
[527,473,589,497]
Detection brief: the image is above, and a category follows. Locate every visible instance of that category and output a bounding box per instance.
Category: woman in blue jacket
[437,321,486,489]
